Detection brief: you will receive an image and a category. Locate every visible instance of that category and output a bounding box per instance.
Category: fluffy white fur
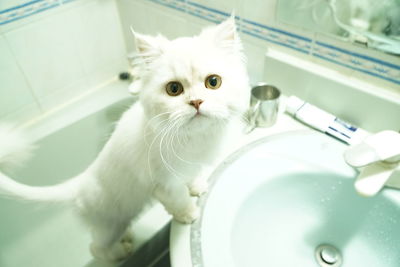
[0,18,250,261]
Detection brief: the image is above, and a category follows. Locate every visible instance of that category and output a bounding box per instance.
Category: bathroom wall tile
[0,0,65,34]
[180,11,213,36]
[145,3,188,40]
[239,22,314,68]
[263,51,400,132]
[1,102,42,126]
[3,0,128,114]
[188,0,240,17]
[240,34,269,85]
[117,0,156,53]
[263,54,311,100]
[238,0,315,61]
[311,33,366,77]
[240,0,277,26]
[84,60,128,89]
[118,0,189,53]
[311,32,400,88]
[69,0,128,86]
[4,9,86,99]
[37,77,89,111]
[0,0,26,11]
[350,68,400,95]
[0,34,42,122]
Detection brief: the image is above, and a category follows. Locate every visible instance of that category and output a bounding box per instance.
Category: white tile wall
[1,0,398,127]
[189,0,240,16]
[263,50,400,132]
[240,34,269,85]
[0,35,42,120]
[0,0,129,123]
[69,0,127,87]
[117,0,191,53]
[5,12,86,98]
[0,0,28,12]
[116,0,317,83]
[117,0,267,82]
[240,0,277,26]
[115,0,399,131]
[0,36,41,123]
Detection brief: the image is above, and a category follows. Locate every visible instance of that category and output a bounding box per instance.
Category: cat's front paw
[189,178,209,197]
[173,204,200,224]
[121,229,133,244]
[90,241,133,262]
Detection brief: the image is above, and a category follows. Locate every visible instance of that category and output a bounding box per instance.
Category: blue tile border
[0,0,43,15]
[0,0,76,26]
[315,41,400,70]
[1,0,399,86]
[145,0,400,86]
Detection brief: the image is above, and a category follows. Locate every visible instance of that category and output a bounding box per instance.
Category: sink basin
[189,130,400,267]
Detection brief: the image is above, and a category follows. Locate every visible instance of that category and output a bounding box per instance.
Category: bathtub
[0,80,170,267]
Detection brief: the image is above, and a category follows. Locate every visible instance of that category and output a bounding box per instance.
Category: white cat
[0,18,250,261]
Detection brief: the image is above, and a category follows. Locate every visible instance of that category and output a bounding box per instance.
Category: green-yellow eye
[166,81,184,96]
[205,74,222,89]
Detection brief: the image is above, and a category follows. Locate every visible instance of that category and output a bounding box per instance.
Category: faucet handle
[344,130,400,197]
[344,130,400,168]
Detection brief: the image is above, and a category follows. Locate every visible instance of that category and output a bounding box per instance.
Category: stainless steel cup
[248,84,281,130]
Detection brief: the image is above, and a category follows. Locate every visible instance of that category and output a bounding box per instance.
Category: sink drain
[315,244,342,267]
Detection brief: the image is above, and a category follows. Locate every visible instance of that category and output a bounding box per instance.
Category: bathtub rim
[19,77,135,142]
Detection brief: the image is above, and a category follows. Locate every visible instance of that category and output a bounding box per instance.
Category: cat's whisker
[146,116,176,186]
[175,118,191,148]
[225,108,250,125]
[165,116,180,154]
[158,118,185,179]
[166,119,186,169]
[171,118,186,148]
[168,112,193,144]
[147,112,193,183]
[169,117,202,166]
[143,112,172,145]
[163,117,178,163]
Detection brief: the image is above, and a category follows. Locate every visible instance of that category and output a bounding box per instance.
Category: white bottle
[286,96,369,145]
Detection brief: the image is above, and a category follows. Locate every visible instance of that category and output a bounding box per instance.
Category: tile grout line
[142,0,400,86]
[2,33,45,114]
[1,0,399,86]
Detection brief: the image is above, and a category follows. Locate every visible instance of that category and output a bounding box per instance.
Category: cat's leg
[153,181,199,224]
[89,220,133,262]
[188,177,209,197]
[188,166,213,196]
[121,227,133,244]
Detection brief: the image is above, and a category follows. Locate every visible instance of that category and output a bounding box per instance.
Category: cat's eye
[166,81,184,96]
[205,74,222,90]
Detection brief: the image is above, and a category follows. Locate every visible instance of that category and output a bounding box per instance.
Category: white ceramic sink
[187,130,400,267]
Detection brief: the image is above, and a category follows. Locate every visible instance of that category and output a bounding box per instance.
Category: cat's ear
[131,28,168,63]
[200,15,241,52]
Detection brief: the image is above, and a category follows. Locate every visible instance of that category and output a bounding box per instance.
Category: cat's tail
[0,125,81,202]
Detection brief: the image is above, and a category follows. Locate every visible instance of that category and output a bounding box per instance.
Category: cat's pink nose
[189,99,204,110]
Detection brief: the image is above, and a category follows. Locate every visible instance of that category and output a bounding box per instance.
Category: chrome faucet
[344,130,400,197]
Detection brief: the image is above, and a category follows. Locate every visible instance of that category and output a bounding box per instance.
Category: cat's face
[133,18,250,133]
